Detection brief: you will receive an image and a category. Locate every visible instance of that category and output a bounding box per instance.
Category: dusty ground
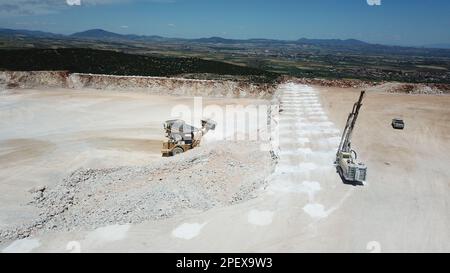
[297,85,450,252]
[1,83,449,253]
[0,141,273,242]
[0,88,269,234]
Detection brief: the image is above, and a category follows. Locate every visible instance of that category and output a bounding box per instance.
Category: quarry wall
[0,71,275,98]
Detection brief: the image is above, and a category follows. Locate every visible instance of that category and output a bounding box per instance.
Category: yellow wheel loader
[161,119,217,157]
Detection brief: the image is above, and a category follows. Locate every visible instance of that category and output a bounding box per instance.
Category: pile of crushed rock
[287,77,450,94]
[0,141,275,243]
[366,82,449,95]
[290,77,377,89]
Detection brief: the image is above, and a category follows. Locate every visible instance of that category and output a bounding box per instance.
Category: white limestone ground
[172,223,207,240]
[1,238,41,253]
[2,83,449,252]
[0,89,273,244]
[268,83,342,219]
[57,224,132,252]
[247,210,275,226]
[85,224,131,244]
[302,203,328,219]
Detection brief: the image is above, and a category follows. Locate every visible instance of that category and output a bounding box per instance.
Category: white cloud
[0,0,176,16]
[367,0,381,6]
[66,0,81,6]
[0,0,133,16]
[0,1,63,15]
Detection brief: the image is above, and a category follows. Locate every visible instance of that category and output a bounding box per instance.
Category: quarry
[0,72,449,253]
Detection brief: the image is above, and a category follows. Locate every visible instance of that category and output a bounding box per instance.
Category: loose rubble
[0,71,275,98]
[366,82,449,94]
[2,71,448,97]
[288,77,450,94]
[0,141,275,243]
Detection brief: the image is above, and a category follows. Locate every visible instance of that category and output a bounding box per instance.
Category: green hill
[0,48,279,83]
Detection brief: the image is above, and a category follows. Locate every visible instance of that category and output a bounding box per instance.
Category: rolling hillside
[0,48,279,83]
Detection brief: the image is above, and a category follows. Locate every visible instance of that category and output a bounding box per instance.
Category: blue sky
[0,0,449,46]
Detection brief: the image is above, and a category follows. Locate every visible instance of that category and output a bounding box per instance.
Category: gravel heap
[0,141,274,242]
[364,82,446,95]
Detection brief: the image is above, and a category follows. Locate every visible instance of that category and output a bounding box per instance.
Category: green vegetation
[0,48,280,83]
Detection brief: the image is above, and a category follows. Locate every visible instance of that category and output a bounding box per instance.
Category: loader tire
[172,147,184,156]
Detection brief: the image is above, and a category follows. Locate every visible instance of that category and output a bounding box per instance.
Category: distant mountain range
[423,43,450,49]
[70,29,373,47]
[2,28,450,57]
[0,27,374,47]
[70,29,167,42]
[0,28,64,39]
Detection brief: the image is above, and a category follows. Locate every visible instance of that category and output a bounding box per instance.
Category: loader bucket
[202,119,217,131]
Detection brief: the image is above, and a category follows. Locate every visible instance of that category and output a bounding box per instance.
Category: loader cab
[164,120,198,144]
[161,119,216,157]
